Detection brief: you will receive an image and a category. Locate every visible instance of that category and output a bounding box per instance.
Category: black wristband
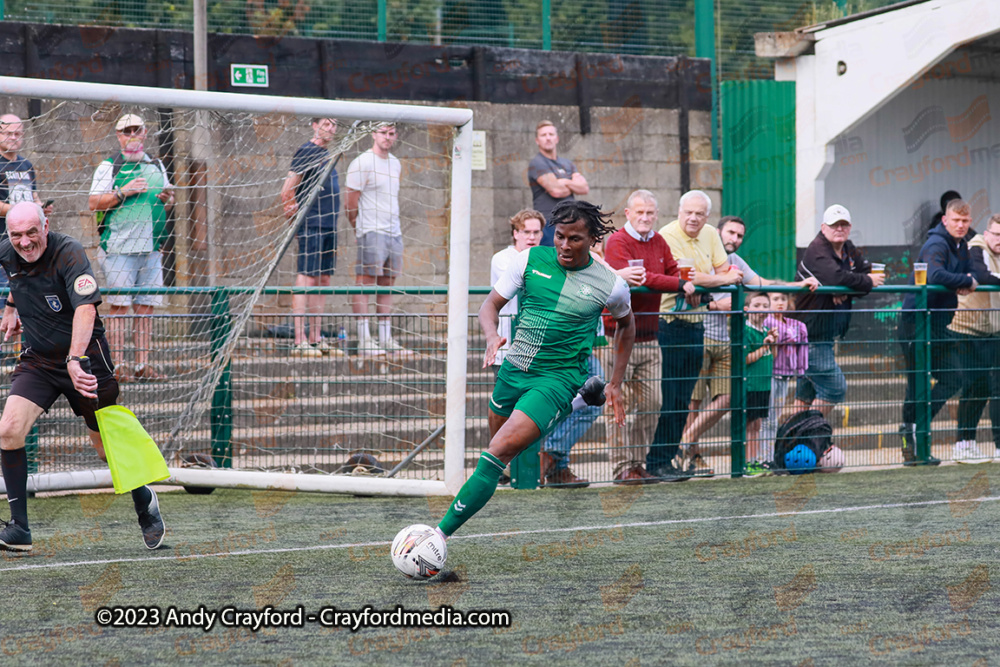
[4,300,14,308]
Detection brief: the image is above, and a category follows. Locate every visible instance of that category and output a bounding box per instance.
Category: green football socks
[438,452,505,537]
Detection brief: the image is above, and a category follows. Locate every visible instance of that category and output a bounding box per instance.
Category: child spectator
[761,290,809,463]
[745,292,777,475]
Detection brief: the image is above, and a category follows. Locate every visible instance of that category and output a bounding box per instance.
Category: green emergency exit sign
[231,64,269,88]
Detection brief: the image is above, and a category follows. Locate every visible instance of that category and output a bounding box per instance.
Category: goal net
[0,77,472,497]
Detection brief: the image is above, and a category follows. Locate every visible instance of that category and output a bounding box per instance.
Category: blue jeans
[795,342,847,405]
[543,354,603,470]
[650,319,704,469]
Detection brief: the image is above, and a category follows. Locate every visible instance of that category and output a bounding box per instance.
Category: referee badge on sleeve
[74,274,98,296]
[46,295,63,311]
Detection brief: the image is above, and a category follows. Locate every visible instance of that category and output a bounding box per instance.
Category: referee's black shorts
[10,336,119,432]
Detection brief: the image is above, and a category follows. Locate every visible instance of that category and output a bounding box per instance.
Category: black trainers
[135,488,166,550]
[578,376,606,407]
[648,462,691,482]
[0,519,32,552]
[900,424,941,467]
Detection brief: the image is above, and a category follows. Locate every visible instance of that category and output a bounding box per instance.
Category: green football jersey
[91,154,170,254]
[745,321,774,393]
[494,246,631,373]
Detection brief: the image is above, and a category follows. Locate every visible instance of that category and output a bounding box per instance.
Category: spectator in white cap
[88,113,174,382]
[792,204,882,418]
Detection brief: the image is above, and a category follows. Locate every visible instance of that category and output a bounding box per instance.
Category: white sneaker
[357,334,385,357]
[290,341,322,358]
[315,339,346,357]
[954,440,987,463]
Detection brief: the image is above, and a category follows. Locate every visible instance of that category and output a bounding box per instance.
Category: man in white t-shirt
[345,123,404,356]
[489,209,543,366]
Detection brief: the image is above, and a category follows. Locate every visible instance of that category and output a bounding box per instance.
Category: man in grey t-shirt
[680,216,817,465]
[527,120,589,246]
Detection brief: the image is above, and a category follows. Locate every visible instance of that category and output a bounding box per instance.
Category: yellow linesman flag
[95,405,170,494]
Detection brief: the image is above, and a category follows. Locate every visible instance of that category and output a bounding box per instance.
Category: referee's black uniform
[0,230,118,429]
[0,225,165,552]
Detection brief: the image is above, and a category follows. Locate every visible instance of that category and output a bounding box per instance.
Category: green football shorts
[490,362,585,436]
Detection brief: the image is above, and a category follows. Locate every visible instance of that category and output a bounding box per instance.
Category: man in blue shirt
[281,117,342,357]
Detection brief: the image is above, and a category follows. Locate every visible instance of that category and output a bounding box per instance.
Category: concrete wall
[0,96,720,324]
[469,102,719,314]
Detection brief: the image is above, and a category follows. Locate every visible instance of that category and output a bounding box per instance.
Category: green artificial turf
[1,464,997,665]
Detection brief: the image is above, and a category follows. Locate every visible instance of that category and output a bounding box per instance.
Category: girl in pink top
[761,291,809,462]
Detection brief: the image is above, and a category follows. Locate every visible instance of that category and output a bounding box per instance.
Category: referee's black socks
[1,448,29,528]
[131,485,152,511]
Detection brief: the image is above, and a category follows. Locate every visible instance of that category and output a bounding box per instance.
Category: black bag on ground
[771,409,833,473]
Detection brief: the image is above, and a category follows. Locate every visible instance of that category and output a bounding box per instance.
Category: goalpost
[0,76,472,498]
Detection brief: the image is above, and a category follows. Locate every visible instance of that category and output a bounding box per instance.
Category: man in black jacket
[898,198,976,466]
[794,205,882,418]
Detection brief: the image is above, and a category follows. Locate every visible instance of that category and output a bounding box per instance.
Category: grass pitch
[1,464,998,665]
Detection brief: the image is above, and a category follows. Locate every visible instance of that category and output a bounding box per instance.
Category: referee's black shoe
[578,376,606,407]
[135,488,166,550]
[0,519,32,552]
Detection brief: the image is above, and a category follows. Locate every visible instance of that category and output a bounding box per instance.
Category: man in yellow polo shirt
[649,190,743,479]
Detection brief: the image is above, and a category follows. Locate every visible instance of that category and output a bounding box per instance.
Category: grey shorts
[100,251,165,308]
[356,232,403,278]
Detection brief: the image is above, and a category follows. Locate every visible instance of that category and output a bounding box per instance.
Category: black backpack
[771,409,833,473]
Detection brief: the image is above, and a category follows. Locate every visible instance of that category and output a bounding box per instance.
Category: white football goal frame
[0,75,471,498]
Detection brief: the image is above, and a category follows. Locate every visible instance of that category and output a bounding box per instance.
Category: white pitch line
[1,494,997,573]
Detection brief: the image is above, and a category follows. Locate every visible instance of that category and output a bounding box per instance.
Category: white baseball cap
[822,204,852,226]
[115,114,145,131]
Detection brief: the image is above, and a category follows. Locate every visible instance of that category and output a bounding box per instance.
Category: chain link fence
[4,0,904,80]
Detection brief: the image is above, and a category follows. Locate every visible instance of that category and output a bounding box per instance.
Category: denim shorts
[296,224,337,276]
[795,341,846,404]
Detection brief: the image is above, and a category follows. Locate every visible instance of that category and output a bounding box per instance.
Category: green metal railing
[11,282,995,482]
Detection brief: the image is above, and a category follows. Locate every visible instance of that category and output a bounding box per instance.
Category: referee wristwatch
[66,355,88,364]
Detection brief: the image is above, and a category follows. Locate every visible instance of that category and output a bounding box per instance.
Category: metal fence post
[210,288,233,468]
[729,284,746,477]
[914,286,932,462]
[510,440,541,489]
[542,0,551,50]
[694,0,719,161]
[377,0,387,42]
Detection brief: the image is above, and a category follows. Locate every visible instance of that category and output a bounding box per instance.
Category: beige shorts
[692,338,731,400]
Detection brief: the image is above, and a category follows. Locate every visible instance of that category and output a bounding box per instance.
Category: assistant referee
[0,202,165,552]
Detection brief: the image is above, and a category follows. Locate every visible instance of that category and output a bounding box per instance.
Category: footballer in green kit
[435,200,636,540]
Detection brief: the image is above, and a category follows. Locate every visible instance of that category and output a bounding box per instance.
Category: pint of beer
[914,262,928,286]
[678,259,694,281]
[870,263,885,276]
